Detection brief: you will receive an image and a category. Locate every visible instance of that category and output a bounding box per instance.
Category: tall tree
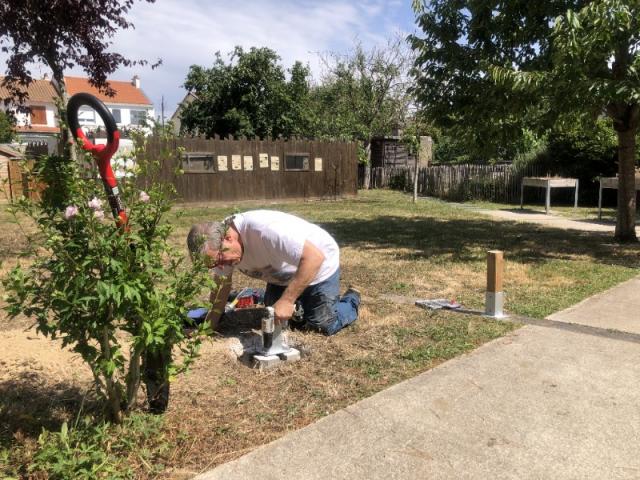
[313,37,414,186]
[0,110,15,142]
[180,47,313,139]
[489,1,639,241]
[409,0,584,163]
[0,0,158,106]
[314,38,413,147]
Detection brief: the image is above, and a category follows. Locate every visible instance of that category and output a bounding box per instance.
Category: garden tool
[66,92,127,227]
[67,94,169,412]
[252,306,300,369]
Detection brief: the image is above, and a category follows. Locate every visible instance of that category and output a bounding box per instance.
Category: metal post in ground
[485,250,507,318]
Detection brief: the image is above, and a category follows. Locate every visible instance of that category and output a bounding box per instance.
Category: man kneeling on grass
[187,210,360,335]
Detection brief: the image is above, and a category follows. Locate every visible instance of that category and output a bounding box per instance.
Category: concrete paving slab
[547,276,640,335]
[444,200,640,235]
[195,325,640,480]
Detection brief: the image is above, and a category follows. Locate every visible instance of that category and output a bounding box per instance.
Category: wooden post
[520,179,524,209]
[485,250,506,318]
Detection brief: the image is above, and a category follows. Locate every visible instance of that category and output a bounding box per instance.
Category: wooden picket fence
[362,163,544,204]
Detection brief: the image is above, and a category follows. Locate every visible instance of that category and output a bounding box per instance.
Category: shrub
[2,134,214,422]
[20,413,166,479]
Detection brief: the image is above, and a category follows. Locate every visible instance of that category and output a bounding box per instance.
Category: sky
[15,0,418,119]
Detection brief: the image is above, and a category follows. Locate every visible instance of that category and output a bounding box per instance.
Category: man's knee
[303,295,337,334]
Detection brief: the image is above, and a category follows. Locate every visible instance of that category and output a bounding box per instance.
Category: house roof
[0,76,153,107]
[0,144,24,158]
[170,92,197,121]
[65,76,153,106]
[0,77,58,103]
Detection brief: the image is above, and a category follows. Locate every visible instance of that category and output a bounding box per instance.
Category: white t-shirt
[217,210,339,286]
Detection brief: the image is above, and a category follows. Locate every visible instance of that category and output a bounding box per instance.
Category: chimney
[132,75,140,88]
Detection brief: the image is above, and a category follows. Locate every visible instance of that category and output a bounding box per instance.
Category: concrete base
[252,348,301,370]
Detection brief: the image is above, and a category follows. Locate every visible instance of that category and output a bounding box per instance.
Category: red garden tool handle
[67,92,128,227]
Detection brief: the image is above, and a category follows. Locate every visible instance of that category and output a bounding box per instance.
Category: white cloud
[1,0,415,117]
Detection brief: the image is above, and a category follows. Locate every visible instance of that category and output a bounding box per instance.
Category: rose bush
[2,135,213,422]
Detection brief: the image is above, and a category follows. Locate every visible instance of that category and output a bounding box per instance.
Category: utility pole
[161,95,165,129]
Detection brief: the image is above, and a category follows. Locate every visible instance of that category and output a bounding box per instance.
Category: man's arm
[206,272,233,331]
[273,240,324,324]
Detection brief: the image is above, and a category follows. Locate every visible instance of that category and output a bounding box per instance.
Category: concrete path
[464,205,640,235]
[547,276,640,335]
[195,277,640,480]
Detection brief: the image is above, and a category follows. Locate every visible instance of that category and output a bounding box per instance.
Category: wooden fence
[143,137,358,203]
[5,159,43,201]
[361,163,545,204]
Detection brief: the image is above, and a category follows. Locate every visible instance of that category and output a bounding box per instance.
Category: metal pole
[574,179,579,208]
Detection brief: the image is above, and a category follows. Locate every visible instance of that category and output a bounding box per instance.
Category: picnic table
[598,176,640,219]
[520,177,579,214]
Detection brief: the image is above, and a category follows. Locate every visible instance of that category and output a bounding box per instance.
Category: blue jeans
[264,268,359,336]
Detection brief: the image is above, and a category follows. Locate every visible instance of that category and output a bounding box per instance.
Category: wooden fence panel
[361,163,544,204]
[141,136,358,203]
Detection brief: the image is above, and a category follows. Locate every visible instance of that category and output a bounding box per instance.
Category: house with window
[0,75,155,153]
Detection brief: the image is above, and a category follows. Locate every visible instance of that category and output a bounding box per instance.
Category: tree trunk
[101,326,123,423]
[125,344,143,411]
[413,153,419,203]
[614,126,638,242]
[48,62,75,159]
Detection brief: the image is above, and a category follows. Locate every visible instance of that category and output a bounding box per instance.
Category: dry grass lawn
[1,190,639,478]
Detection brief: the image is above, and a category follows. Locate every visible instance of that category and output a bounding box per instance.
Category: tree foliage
[0,0,158,105]
[312,38,414,149]
[489,0,640,241]
[179,39,414,156]
[411,0,639,241]
[0,110,15,142]
[409,0,585,162]
[180,47,313,139]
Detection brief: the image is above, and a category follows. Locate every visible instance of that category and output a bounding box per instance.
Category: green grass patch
[1,413,167,480]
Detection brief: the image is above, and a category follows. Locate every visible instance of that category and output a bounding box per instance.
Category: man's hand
[206,273,232,332]
[273,298,295,325]
[275,240,324,324]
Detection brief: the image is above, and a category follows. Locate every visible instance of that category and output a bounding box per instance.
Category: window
[30,106,47,125]
[284,153,310,171]
[182,152,215,173]
[110,108,121,123]
[78,107,96,126]
[130,109,148,126]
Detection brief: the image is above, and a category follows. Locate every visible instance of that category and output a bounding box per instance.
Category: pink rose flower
[139,191,150,203]
[88,197,103,210]
[64,205,79,220]
[93,209,105,220]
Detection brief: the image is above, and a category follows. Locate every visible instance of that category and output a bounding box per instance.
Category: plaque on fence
[231,155,242,170]
[243,155,253,171]
[259,153,269,168]
[271,156,280,171]
[217,155,228,171]
[314,157,323,172]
